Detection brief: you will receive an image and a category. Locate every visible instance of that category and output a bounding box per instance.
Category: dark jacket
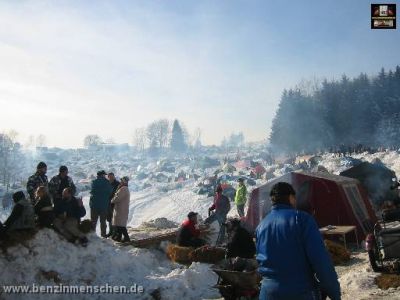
[54,197,86,221]
[226,226,256,259]
[4,198,35,231]
[26,172,48,201]
[256,203,341,300]
[49,175,76,204]
[110,180,120,200]
[34,195,54,227]
[90,177,112,213]
[210,192,230,215]
[177,219,201,247]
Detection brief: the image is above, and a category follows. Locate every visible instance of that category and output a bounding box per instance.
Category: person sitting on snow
[225,218,255,259]
[3,191,35,234]
[177,212,206,248]
[34,186,54,228]
[53,188,88,246]
[204,185,231,245]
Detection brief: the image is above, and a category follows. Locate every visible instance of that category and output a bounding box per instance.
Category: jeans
[259,279,321,300]
[237,204,245,217]
[204,211,227,245]
[91,209,107,236]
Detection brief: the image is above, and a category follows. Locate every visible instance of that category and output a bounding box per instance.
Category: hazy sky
[0,0,399,148]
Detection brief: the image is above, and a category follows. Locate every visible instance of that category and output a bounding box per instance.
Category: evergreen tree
[170,119,187,152]
[269,65,400,153]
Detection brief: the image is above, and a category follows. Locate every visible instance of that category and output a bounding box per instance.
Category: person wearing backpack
[204,184,231,245]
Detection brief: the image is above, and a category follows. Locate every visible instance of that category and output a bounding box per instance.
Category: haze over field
[0,0,399,148]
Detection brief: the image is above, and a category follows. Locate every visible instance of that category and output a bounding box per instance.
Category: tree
[0,133,25,190]
[84,134,102,148]
[146,119,170,150]
[170,119,187,152]
[193,128,202,149]
[133,128,147,152]
[36,134,47,147]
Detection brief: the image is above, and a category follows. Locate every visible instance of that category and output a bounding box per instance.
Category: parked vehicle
[366,208,400,273]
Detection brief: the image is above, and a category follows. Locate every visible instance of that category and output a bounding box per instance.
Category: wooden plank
[128,228,210,248]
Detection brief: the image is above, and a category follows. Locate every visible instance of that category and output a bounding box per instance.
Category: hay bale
[188,246,226,264]
[166,244,194,264]
[79,219,93,233]
[324,240,351,265]
[376,274,400,290]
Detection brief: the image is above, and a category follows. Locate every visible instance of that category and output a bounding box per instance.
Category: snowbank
[0,229,220,300]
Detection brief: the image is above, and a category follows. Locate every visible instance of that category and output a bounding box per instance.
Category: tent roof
[293,171,359,184]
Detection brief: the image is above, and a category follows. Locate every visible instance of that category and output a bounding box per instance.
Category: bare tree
[193,128,202,149]
[146,119,170,150]
[133,127,147,152]
[83,134,102,148]
[0,133,25,190]
[36,134,47,147]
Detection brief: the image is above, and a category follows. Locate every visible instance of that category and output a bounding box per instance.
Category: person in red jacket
[176,212,206,248]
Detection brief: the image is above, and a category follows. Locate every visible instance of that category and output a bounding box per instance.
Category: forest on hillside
[269,66,400,154]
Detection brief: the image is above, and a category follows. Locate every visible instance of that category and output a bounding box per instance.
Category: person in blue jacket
[90,170,112,237]
[256,182,341,300]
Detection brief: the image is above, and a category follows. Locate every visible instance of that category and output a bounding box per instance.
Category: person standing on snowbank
[234,178,247,218]
[204,185,230,245]
[106,172,120,238]
[90,170,112,237]
[111,176,130,243]
[27,162,48,204]
[256,182,341,300]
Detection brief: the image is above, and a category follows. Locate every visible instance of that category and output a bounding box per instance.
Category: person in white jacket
[111,176,130,242]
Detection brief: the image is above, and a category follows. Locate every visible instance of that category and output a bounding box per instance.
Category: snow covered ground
[3,150,400,299]
[0,229,220,300]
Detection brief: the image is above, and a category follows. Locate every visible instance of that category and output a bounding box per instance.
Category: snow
[0,229,220,300]
[4,149,400,299]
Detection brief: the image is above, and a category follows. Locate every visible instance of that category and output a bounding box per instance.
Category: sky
[0,0,399,148]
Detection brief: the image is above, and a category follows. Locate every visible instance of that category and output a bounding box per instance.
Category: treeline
[269,66,400,154]
[84,119,201,155]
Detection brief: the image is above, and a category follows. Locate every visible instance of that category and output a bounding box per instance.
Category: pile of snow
[0,229,220,300]
[141,218,179,230]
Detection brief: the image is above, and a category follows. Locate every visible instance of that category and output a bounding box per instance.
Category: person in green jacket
[234,178,247,217]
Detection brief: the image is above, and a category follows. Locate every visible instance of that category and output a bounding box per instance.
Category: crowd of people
[1,161,342,298]
[0,162,132,246]
[175,179,341,300]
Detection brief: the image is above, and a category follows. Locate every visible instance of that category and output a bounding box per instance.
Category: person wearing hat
[176,212,206,248]
[27,162,48,204]
[111,176,131,242]
[256,182,340,300]
[49,166,76,207]
[90,170,112,237]
[234,178,247,218]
